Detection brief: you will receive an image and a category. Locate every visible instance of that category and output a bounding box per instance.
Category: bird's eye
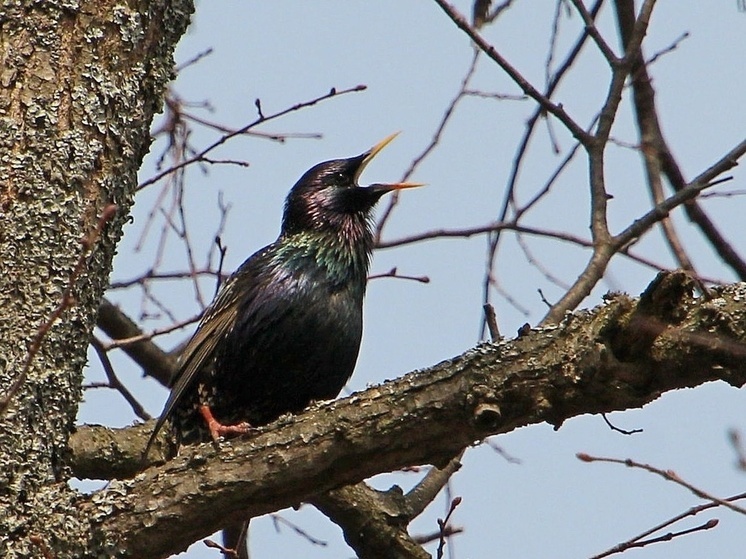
[334,172,347,185]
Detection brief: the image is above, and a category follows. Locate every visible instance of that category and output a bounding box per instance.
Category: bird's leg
[198,405,253,442]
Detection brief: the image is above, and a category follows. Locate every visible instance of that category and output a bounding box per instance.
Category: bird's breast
[214,261,365,411]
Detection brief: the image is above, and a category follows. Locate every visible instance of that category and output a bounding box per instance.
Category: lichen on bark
[0,1,193,556]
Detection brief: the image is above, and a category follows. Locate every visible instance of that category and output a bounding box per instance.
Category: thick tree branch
[312,484,430,559]
[69,272,746,558]
[97,298,177,387]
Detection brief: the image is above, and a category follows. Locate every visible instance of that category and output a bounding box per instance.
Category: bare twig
[375,49,480,242]
[213,236,228,296]
[483,304,500,340]
[138,85,367,191]
[368,267,430,284]
[378,221,593,249]
[516,233,571,290]
[727,429,746,471]
[174,48,214,73]
[270,513,328,547]
[645,31,689,67]
[436,496,462,559]
[613,0,695,274]
[577,453,746,516]
[109,269,226,290]
[482,0,604,335]
[485,438,522,464]
[591,519,718,558]
[413,526,464,546]
[541,137,745,325]
[90,337,152,421]
[569,0,619,63]
[590,489,746,559]
[615,164,741,251]
[103,313,202,350]
[181,109,321,142]
[432,0,590,144]
[462,89,525,101]
[614,0,746,280]
[601,413,643,435]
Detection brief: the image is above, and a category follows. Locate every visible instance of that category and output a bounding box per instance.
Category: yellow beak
[354,133,425,191]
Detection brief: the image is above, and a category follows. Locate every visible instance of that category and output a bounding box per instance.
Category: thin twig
[432,0,590,144]
[109,269,226,290]
[413,526,464,546]
[368,267,430,284]
[436,496,462,559]
[375,49,480,243]
[270,513,328,547]
[378,221,592,249]
[577,453,746,516]
[615,0,694,274]
[614,157,742,252]
[138,85,367,191]
[541,139,743,325]
[591,518,718,558]
[592,488,746,559]
[213,236,228,296]
[180,109,322,141]
[601,413,643,435]
[174,48,214,73]
[96,298,176,386]
[483,304,500,340]
[103,313,202,349]
[90,337,152,421]
[569,0,619,63]
[482,0,604,335]
[727,429,746,471]
[645,31,689,67]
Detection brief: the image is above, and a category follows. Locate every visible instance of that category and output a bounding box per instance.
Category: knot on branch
[473,403,502,429]
[606,270,695,363]
[467,385,502,430]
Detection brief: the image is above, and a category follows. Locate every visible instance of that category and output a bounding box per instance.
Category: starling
[144,133,422,457]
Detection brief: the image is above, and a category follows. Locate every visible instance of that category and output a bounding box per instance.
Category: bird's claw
[199,405,254,442]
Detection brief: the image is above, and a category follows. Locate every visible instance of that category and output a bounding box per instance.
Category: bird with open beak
[144,133,423,458]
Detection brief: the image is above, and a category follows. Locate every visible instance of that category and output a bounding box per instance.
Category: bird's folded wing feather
[143,275,243,457]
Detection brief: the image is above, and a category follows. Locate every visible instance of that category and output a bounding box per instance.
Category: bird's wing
[143,249,270,460]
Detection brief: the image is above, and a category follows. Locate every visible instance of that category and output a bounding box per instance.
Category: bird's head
[282,134,423,235]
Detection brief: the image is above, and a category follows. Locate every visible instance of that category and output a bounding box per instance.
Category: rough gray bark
[0,1,192,557]
[66,271,746,558]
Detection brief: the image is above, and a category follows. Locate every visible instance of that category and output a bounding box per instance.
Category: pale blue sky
[79,2,746,557]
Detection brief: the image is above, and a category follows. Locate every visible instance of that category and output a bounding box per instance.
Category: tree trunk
[0,1,192,557]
